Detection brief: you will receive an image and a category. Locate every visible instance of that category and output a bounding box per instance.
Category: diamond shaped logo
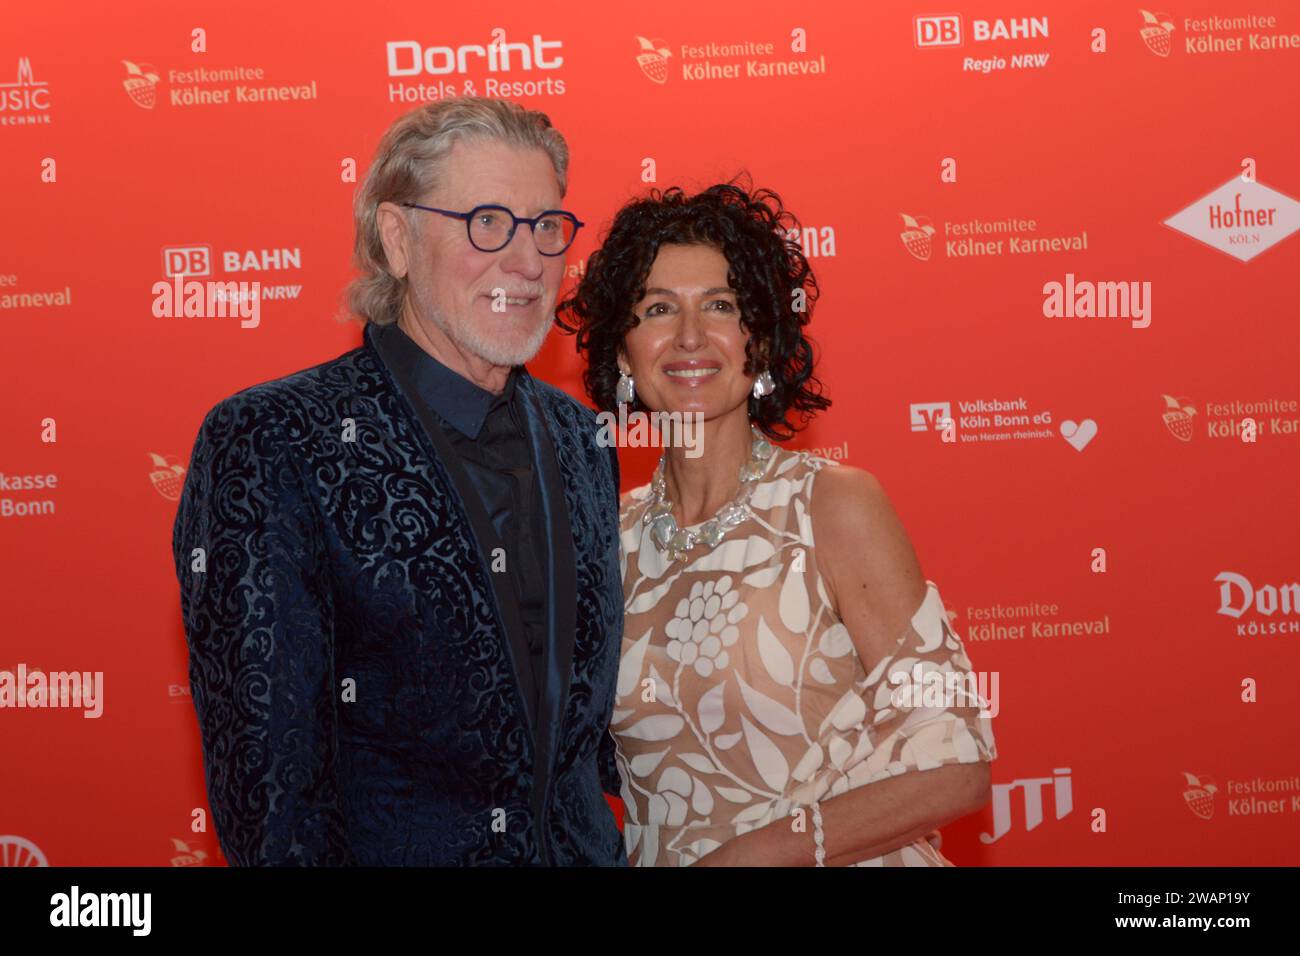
[1164,177,1300,263]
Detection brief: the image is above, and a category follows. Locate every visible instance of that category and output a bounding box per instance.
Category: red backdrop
[3,0,1299,867]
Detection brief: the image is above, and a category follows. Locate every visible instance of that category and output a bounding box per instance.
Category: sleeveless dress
[612,445,997,866]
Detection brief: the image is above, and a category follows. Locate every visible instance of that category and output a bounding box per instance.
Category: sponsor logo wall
[1,1,1296,865]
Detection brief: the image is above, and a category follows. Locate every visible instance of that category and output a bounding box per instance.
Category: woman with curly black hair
[559,180,996,867]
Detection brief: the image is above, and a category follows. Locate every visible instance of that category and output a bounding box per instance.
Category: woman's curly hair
[556,176,830,441]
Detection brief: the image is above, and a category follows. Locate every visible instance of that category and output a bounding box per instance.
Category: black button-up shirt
[386,324,550,716]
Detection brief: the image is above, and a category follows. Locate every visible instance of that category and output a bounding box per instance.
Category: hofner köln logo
[1164,177,1300,262]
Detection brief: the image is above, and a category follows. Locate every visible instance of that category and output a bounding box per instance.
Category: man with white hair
[173,98,626,865]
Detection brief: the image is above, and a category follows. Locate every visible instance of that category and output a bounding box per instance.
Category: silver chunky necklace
[644,424,775,563]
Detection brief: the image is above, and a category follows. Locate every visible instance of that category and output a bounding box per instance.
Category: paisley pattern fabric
[172,324,626,866]
[613,447,997,866]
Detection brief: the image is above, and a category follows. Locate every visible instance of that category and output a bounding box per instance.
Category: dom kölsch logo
[1139,10,1176,57]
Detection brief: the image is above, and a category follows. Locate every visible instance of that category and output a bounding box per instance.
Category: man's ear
[376,201,412,279]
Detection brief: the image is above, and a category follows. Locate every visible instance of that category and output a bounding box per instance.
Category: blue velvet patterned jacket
[172,323,627,866]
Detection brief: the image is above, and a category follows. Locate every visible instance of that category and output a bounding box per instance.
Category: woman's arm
[695,463,991,866]
[695,761,989,866]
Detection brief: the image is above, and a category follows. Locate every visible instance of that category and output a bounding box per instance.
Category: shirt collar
[379,322,524,440]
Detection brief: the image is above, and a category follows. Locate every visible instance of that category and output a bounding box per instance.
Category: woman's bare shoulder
[810,463,927,652]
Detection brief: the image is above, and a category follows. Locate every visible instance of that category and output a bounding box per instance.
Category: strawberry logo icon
[1139,10,1175,57]
[169,838,210,867]
[122,59,161,109]
[1181,771,1217,820]
[1160,393,1196,441]
[148,452,186,501]
[900,213,937,261]
[635,36,671,84]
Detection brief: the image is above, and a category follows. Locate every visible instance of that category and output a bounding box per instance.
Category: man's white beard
[430,304,554,367]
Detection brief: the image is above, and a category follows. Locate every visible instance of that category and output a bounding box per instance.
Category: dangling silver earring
[616,369,636,405]
[752,369,775,399]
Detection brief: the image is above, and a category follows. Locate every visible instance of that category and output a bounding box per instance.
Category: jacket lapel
[517,376,578,797]
[367,325,541,739]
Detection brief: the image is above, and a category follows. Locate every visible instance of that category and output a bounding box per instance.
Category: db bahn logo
[915,15,963,47]
[915,15,1049,48]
